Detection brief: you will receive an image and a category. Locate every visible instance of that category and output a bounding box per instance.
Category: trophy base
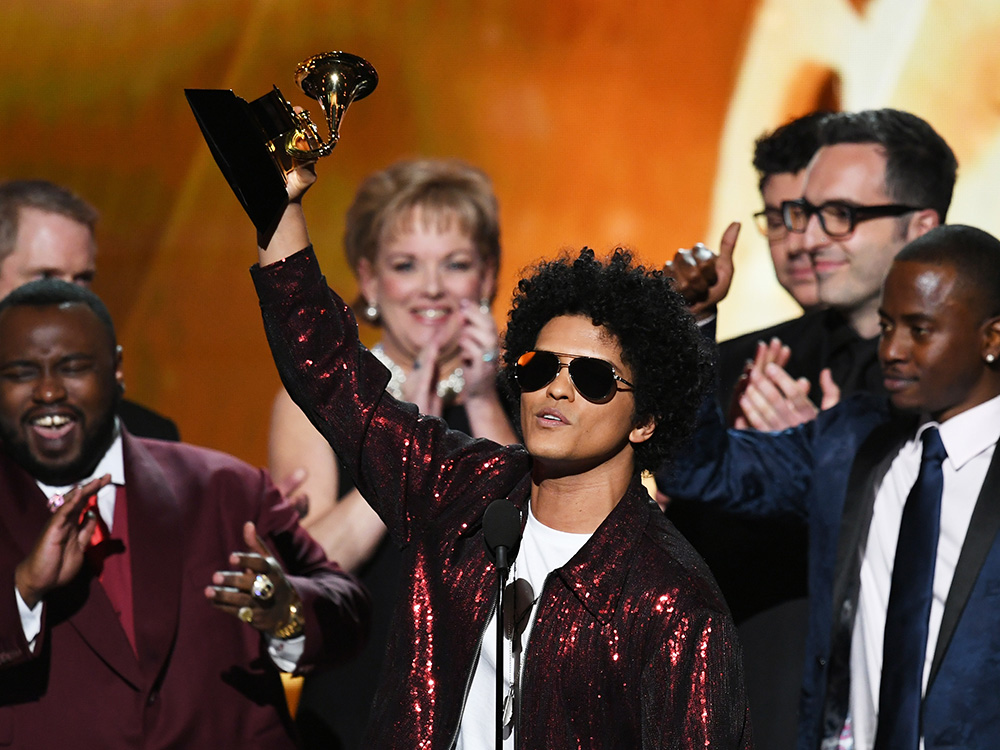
[185,87,296,239]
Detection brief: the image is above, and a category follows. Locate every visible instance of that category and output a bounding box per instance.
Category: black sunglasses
[514,350,633,403]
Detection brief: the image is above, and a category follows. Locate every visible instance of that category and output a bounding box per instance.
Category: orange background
[3,0,999,466]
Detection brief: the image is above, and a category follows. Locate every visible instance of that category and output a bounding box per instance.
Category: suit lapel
[0,452,51,561]
[121,432,183,686]
[928,442,1000,688]
[822,415,914,742]
[831,416,916,628]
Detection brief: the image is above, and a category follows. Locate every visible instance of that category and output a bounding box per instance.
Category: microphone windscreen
[482,499,522,563]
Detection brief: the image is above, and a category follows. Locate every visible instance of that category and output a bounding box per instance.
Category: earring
[987,353,997,364]
[363,301,380,323]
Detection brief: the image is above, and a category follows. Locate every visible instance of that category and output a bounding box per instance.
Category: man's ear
[906,208,941,241]
[982,315,1000,365]
[629,417,656,445]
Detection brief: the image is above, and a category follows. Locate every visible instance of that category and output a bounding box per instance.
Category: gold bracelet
[271,590,305,639]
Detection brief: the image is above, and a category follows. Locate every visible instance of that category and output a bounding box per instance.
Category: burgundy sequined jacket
[252,247,753,749]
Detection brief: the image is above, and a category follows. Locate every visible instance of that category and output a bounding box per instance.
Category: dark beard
[0,396,120,487]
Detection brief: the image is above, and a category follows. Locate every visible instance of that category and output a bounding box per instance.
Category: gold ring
[238,606,254,624]
[251,573,275,602]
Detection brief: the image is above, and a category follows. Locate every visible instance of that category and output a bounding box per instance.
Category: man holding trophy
[202,51,753,748]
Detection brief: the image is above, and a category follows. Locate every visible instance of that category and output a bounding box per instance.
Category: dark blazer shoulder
[118,399,180,442]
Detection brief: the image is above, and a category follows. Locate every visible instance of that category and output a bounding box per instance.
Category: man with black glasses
[664,109,957,750]
[727,109,956,431]
[750,111,828,316]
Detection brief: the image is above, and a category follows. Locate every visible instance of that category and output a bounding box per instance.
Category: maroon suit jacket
[0,430,369,750]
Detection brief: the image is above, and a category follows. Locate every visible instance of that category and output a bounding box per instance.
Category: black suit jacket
[118,398,180,441]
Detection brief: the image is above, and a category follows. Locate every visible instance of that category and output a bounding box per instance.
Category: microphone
[483,499,521,575]
[482,498,522,750]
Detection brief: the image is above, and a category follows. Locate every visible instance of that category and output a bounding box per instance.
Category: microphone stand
[482,499,522,750]
[494,543,511,750]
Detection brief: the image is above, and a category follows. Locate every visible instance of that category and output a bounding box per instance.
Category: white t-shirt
[456,504,591,749]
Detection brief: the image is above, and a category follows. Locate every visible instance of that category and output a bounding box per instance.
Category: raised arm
[656,396,816,522]
[250,165,526,548]
[256,163,316,268]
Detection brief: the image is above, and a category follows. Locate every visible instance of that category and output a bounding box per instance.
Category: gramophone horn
[286,52,379,159]
[185,50,378,239]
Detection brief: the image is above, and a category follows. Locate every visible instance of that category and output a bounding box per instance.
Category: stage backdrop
[2,0,998,466]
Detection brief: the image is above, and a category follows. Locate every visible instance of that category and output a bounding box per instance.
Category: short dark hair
[753,111,830,193]
[818,109,958,222]
[0,278,117,349]
[0,180,99,263]
[501,247,714,473]
[895,224,1000,319]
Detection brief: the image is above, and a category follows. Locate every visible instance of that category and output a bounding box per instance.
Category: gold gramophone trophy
[185,52,378,238]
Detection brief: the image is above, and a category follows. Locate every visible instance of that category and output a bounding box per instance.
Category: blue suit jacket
[657,395,1000,750]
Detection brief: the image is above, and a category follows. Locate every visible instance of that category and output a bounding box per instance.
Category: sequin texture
[252,248,753,749]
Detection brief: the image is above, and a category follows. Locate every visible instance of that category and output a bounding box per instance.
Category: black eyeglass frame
[514,350,633,403]
[780,198,922,239]
[752,207,788,240]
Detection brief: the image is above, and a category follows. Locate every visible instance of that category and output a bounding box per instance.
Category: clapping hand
[15,475,111,609]
[732,339,841,430]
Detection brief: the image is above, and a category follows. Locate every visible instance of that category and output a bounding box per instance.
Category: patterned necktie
[81,493,111,547]
[874,426,947,749]
[48,486,110,546]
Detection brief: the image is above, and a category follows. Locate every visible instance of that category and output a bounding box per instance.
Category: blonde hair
[344,159,501,280]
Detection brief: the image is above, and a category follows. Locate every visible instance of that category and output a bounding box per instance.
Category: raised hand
[15,475,111,609]
[456,300,502,399]
[663,221,740,318]
[257,109,318,264]
[286,107,319,203]
[205,521,298,635]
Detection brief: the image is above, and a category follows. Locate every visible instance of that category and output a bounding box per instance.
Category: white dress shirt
[847,393,1000,749]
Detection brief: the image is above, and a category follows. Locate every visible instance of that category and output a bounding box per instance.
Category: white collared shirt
[17,431,126,644]
[847,393,1000,749]
[37,429,126,530]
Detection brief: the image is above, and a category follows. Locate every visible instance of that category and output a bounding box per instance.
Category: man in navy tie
[658,224,1000,750]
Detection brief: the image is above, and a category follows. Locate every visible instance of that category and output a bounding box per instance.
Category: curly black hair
[501,247,714,474]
